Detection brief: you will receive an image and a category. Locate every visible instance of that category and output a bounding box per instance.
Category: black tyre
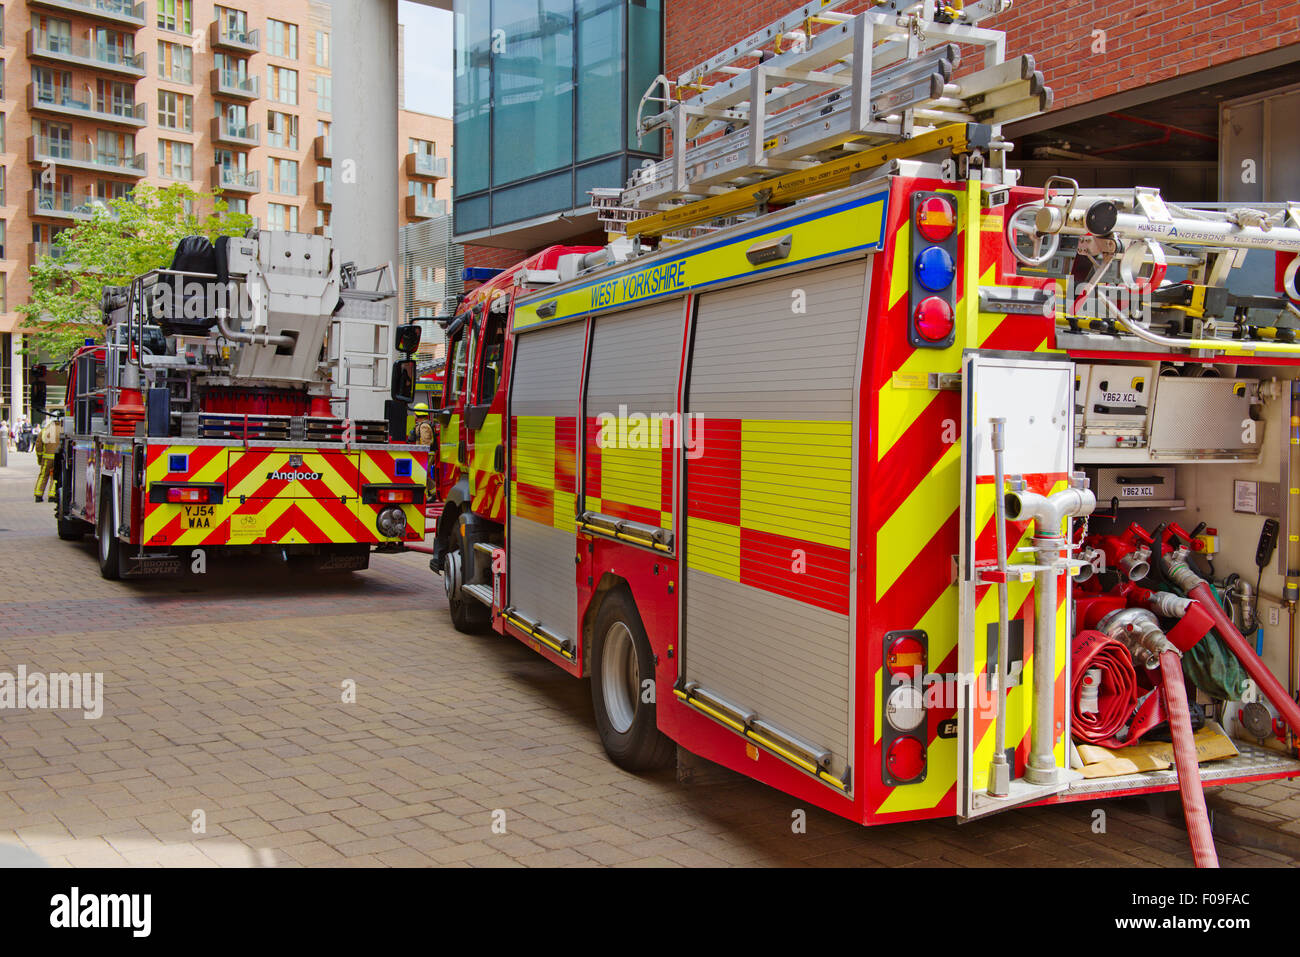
[56,479,88,541]
[590,589,674,772]
[444,526,490,633]
[96,487,122,581]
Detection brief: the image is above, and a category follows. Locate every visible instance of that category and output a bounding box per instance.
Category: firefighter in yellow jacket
[34,416,61,503]
[410,403,435,494]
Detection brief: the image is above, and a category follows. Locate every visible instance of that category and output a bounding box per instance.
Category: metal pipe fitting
[1144,590,1193,618]
[1097,606,1180,671]
[216,308,295,350]
[1004,484,1097,537]
[1164,550,1206,593]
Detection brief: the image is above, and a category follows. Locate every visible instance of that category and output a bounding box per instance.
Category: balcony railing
[28,30,147,76]
[314,134,332,162]
[314,180,332,206]
[31,242,72,267]
[28,0,147,28]
[28,83,147,126]
[211,116,260,146]
[405,153,448,179]
[209,22,259,53]
[406,194,447,219]
[211,68,259,99]
[29,136,147,176]
[211,166,259,193]
[30,189,118,220]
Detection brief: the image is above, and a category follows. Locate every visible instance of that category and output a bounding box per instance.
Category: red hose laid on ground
[1159,649,1219,868]
[1185,582,1300,738]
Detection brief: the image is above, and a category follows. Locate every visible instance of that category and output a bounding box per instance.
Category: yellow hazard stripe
[514,416,556,490]
[685,515,740,580]
[875,441,960,600]
[740,419,851,549]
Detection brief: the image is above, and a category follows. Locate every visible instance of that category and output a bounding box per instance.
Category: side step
[462,583,493,607]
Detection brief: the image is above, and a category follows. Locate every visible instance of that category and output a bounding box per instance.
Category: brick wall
[665,1,1300,115]
[463,244,531,271]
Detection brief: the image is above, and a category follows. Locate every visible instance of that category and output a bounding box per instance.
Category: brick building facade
[460,0,1300,271]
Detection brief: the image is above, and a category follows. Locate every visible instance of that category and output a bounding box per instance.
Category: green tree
[21,183,254,363]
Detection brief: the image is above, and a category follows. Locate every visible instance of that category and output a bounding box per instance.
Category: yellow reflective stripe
[740,419,850,549]
[599,444,662,512]
[888,219,910,310]
[875,441,959,600]
[685,515,739,581]
[552,490,575,530]
[440,413,460,467]
[514,416,556,489]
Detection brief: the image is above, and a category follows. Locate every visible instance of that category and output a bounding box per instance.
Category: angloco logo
[265,469,323,482]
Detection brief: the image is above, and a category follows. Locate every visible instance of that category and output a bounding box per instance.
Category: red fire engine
[53,230,429,578]
[427,0,1300,863]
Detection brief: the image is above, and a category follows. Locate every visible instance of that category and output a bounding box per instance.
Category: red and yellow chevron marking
[584,415,672,530]
[686,417,851,615]
[142,445,426,547]
[470,411,506,522]
[511,415,577,530]
[866,178,1063,819]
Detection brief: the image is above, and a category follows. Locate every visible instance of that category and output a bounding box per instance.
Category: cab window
[475,316,506,405]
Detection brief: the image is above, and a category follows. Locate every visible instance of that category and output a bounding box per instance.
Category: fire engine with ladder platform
[54,229,431,579]
[427,0,1300,864]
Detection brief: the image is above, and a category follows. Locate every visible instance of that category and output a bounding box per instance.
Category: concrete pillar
[9,334,22,422]
[326,0,400,282]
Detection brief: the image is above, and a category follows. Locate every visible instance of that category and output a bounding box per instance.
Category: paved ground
[0,447,1296,867]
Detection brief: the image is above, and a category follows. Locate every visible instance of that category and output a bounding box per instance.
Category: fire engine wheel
[445,528,489,634]
[590,590,674,772]
[56,482,88,541]
[96,488,123,581]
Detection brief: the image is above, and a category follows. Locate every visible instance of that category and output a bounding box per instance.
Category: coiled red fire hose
[1071,630,1139,746]
[1159,649,1219,868]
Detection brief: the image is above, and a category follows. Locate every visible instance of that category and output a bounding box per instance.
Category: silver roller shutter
[683,260,868,784]
[507,320,586,642]
[584,300,685,525]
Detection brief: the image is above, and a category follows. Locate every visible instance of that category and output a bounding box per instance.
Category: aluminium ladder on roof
[622,0,1048,212]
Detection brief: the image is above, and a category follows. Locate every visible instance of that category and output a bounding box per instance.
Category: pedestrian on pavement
[34,415,62,503]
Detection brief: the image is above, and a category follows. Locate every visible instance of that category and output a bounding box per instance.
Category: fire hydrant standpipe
[1005,479,1097,786]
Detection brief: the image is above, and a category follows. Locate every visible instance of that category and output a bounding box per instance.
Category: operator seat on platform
[151,235,232,338]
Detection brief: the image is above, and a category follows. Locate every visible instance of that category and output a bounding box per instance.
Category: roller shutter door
[683,260,867,784]
[584,300,685,532]
[507,320,586,642]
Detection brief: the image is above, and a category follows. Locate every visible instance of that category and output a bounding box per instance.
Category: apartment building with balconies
[1,0,338,420]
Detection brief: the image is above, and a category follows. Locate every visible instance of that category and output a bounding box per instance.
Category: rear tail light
[167,487,209,504]
[882,629,928,785]
[149,483,224,505]
[361,484,425,505]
